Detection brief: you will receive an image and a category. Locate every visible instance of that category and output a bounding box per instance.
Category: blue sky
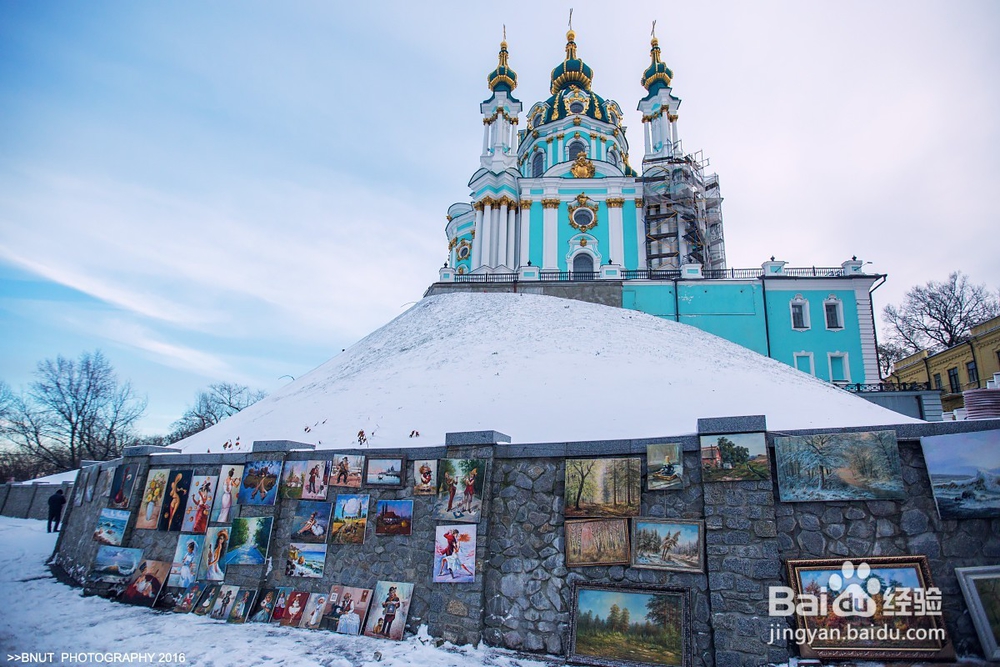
[2,1,998,434]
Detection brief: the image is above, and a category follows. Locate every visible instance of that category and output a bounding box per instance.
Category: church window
[569,101,585,114]
[532,152,544,178]
[790,296,810,330]
[608,151,620,168]
[572,208,594,229]
[948,367,960,393]
[568,140,587,160]
[793,352,814,375]
[457,245,470,260]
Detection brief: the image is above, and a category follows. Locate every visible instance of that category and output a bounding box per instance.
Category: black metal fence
[450,266,850,284]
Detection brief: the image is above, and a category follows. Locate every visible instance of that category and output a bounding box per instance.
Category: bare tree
[168,382,267,442]
[882,272,1000,354]
[877,342,909,379]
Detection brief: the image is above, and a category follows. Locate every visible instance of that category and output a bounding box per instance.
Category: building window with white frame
[823,295,844,330]
[790,295,810,330]
[828,353,850,383]
[567,139,587,161]
[793,352,814,376]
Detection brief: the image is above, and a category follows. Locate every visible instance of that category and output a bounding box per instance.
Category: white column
[643,122,651,155]
[482,201,494,268]
[472,208,484,269]
[519,205,531,267]
[608,204,625,267]
[555,137,563,163]
[496,201,509,268]
[482,122,490,155]
[506,206,517,268]
[670,118,678,146]
[542,202,559,269]
[636,204,647,268]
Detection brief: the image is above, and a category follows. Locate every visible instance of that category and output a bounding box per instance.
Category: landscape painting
[237,460,282,506]
[93,509,129,546]
[290,500,332,543]
[366,457,405,488]
[363,581,415,641]
[199,526,229,580]
[211,464,244,523]
[167,534,205,588]
[631,519,704,572]
[324,585,373,635]
[120,559,171,608]
[280,460,330,500]
[85,469,98,501]
[180,474,217,533]
[566,519,630,567]
[108,463,138,509]
[328,455,365,488]
[157,469,193,532]
[330,494,369,545]
[956,565,1000,660]
[135,468,168,530]
[775,430,904,501]
[433,458,488,522]
[647,443,683,491]
[413,459,438,495]
[565,458,641,518]
[374,500,413,536]
[571,584,689,667]
[285,542,327,578]
[700,432,770,482]
[433,525,477,583]
[922,430,1000,519]
[224,516,273,566]
[90,546,144,584]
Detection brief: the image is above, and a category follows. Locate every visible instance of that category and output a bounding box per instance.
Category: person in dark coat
[47,489,67,533]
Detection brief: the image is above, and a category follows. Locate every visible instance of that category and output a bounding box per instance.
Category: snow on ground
[173,292,920,454]
[0,517,553,667]
[15,469,79,485]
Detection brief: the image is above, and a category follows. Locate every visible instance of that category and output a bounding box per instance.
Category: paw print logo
[829,560,878,617]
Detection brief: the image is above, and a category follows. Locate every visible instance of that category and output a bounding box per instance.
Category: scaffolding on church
[641,140,727,271]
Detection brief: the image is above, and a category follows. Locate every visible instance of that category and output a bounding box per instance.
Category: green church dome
[549,30,593,94]
[488,40,517,92]
[641,36,673,94]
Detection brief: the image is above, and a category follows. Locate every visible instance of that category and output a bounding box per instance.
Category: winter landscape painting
[700,432,770,482]
[775,430,904,501]
[922,430,1000,519]
[89,545,144,584]
[565,458,641,518]
[225,517,273,565]
[566,519,630,567]
[93,508,129,546]
[646,443,683,491]
[631,519,704,572]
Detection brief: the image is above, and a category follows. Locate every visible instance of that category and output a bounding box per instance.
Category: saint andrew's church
[432,26,885,390]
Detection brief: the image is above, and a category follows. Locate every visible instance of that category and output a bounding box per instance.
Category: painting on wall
[167,534,205,588]
[413,459,438,495]
[157,469,193,532]
[564,458,641,518]
[570,583,690,667]
[209,585,240,620]
[180,474,218,533]
[324,585,373,635]
[280,460,330,501]
[227,588,256,624]
[631,519,704,572]
[330,494,369,545]
[267,587,295,624]
[565,519,630,567]
[93,509,129,546]
[374,500,413,537]
[108,463,138,510]
[290,500,332,543]
[192,584,221,616]
[96,467,114,499]
[90,546,144,584]
[211,464,244,523]
[85,469,98,502]
[328,455,365,488]
[120,559,170,608]
[279,591,311,627]
[956,565,1000,661]
[700,432,770,482]
[173,581,209,613]
[299,592,329,629]
[646,443,683,491]
[246,588,279,623]
[787,556,949,660]
[922,429,1000,519]
[775,431,904,501]
[366,457,406,488]
[237,460,282,506]
[73,470,88,506]
[433,458,488,523]
[199,526,230,581]
[363,581,415,641]
[433,525,477,583]
[135,468,169,530]
[224,517,273,566]
[285,542,327,578]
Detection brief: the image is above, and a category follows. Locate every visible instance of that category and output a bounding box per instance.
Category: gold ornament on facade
[572,117,581,126]
[668,114,678,122]
[606,197,625,208]
[448,238,458,250]
[520,199,533,210]
[541,198,561,209]
[580,238,588,247]
[546,136,554,144]
[532,130,540,138]
[589,132,597,139]
[635,198,644,207]
[556,133,565,139]
[446,215,452,222]
[568,193,599,233]
[570,153,596,178]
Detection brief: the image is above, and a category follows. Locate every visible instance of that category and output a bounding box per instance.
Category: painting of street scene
[647,443,683,491]
[328,455,364,488]
[224,517,273,565]
[280,460,330,500]
[433,458,487,523]
[775,430,904,501]
[566,519,629,567]
[374,500,413,536]
[571,585,687,667]
[922,429,1000,519]
[331,494,369,545]
[631,519,704,572]
[90,546,144,584]
[700,432,770,482]
[285,542,326,578]
[565,458,641,518]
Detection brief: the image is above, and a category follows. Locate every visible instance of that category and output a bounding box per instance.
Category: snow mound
[173,292,920,453]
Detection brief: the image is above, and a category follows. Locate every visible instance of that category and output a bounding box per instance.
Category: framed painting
[365,457,406,488]
[330,494,369,545]
[120,559,171,607]
[237,460,282,506]
[290,500,332,543]
[173,581,209,613]
[700,432,770,482]
[90,545,144,584]
[285,542,326,578]
[224,516,273,566]
[93,508,129,546]
[209,585,240,620]
[434,524,477,582]
[267,587,295,624]
[247,588,279,623]
[85,469,98,502]
[413,459,438,495]
[631,519,704,573]
[211,464,243,523]
[956,565,1000,661]
[199,526,229,580]
[324,585,373,635]
[787,556,951,660]
[157,469,193,532]
[566,519,630,567]
[280,460,330,500]
[108,463,138,510]
[192,584,221,616]
[73,470,88,506]
[570,583,691,667]
[375,500,413,536]
[227,588,255,624]
[180,474,217,533]
[647,443,683,491]
[921,429,1000,519]
[328,455,365,488]
[280,591,311,627]
[775,430,904,501]
[363,581,415,641]
[565,458,641,518]
[299,592,329,629]
[135,468,169,530]
[433,458,488,523]
[168,534,205,588]
[96,467,114,499]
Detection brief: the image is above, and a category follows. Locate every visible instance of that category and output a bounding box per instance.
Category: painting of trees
[775,431,905,501]
[565,458,641,518]
[700,432,770,482]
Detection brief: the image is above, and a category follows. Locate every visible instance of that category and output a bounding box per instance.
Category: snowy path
[0,517,554,667]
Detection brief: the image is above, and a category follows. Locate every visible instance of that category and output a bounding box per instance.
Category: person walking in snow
[47,489,66,532]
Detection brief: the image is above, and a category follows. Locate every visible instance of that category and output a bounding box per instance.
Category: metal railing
[621,269,681,280]
[450,266,853,284]
[844,382,932,393]
[539,271,599,281]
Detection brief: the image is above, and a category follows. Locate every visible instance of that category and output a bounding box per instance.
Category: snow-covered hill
[173,293,919,453]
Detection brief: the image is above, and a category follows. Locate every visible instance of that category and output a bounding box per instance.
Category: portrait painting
[363,581,415,641]
[192,584,221,616]
[168,534,205,588]
[209,584,240,621]
[631,519,704,572]
[571,584,690,667]
[280,460,330,501]
[267,587,295,624]
[227,588,256,624]
[565,458,641,518]
[93,508,129,546]
[374,500,413,537]
[108,463,138,509]
[280,591,311,627]
[120,559,170,608]
[330,494,369,545]
[775,430,904,501]
[922,429,1000,519]
[565,519,630,567]
[700,432,770,482]
[173,581,209,613]
[956,565,1000,660]
[366,457,405,488]
[285,542,326,578]
[237,460,282,506]
[180,474,217,533]
[433,524,477,583]
[199,526,230,580]
[247,587,280,623]
[299,592,329,629]
[433,458,487,523]
[413,459,438,495]
[327,455,364,488]
[90,545,144,584]
[135,468,169,530]
[157,469,193,532]
[210,464,244,523]
[647,443,683,491]
[224,517,273,566]
[324,585,372,635]
[290,500,332,543]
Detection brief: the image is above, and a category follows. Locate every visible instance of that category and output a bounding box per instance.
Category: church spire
[641,21,674,93]
[488,28,517,93]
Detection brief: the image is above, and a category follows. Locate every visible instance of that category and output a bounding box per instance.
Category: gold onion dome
[641,36,673,93]
[550,29,593,94]
[488,39,518,92]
